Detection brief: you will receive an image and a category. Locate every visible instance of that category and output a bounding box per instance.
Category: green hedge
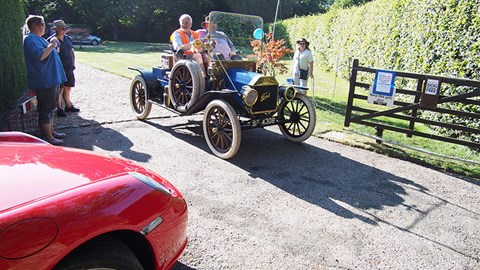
[277,0,479,142]
[279,0,479,80]
[0,0,26,126]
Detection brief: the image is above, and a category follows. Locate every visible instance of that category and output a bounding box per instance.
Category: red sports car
[0,132,187,270]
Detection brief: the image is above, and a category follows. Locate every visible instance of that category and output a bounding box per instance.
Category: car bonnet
[0,142,149,212]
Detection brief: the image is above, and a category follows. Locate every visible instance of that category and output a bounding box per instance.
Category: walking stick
[310,77,316,107]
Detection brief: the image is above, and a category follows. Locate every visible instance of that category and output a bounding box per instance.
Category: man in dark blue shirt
[49,20,79,117]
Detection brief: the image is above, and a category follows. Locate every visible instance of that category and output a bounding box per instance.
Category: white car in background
[71,34,102,46]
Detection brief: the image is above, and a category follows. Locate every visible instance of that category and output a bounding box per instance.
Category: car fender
[0,175,182,270]
[183,89,239,116]
[128,66,164,98]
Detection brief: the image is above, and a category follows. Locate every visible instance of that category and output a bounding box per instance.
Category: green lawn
[75,41,169,79]
[75,41,480,179]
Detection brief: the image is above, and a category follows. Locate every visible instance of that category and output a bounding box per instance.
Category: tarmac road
[57,63,480,270]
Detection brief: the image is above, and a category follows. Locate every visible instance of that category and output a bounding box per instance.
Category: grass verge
[76,41,480,180]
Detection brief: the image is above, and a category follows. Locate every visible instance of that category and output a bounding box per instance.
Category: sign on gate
[368,70,396,107]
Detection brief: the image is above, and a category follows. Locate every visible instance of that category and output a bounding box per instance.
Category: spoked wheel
[278,93,316,142]
[168,60,205,113]
[129,75,152,120]
[203,100,241,159]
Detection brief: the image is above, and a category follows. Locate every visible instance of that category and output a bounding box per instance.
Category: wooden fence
[344,59,480,149]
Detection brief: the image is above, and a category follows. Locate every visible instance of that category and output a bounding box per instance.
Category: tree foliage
[20,0,332,42]
[251,33,292,77]
[0,0,26,123]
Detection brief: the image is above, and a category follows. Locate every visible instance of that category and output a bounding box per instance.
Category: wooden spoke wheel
[278,94,316,142]
[203,100,241,159]
[168,60,205,113]
[129,75,152,120]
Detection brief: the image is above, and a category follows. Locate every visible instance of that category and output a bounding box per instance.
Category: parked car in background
[71,34,102,45]
[0,132,187,270]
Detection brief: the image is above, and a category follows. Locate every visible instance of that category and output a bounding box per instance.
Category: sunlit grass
[75,41,480,179]
[75,41,168,78]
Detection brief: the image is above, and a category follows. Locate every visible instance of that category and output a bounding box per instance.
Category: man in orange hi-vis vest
[170,14,206,74]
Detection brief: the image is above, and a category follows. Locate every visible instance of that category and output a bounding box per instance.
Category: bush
[277,0,480,141]
[0,0,26,127]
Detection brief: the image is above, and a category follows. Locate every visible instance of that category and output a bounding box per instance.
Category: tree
[0,0,27,123]
[251,33,292,77]
[65,0,149,40]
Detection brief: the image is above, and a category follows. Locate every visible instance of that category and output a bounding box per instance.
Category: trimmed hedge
[279,0,479,80]
[0,0,26,125]
[278,0,479,142]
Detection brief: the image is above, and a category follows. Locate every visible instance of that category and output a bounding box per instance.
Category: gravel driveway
[57,63,480,270]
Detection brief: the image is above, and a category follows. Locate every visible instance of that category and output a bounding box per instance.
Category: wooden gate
[344,59,480,149]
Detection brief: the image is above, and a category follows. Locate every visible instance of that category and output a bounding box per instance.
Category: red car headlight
[129,172,172,196]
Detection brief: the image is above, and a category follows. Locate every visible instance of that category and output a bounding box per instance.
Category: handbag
[299,68,309,80]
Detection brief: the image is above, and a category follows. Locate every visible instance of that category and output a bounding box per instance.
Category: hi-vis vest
[170,29,199,55]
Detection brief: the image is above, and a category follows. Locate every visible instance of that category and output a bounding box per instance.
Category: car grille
[251,85,278,114]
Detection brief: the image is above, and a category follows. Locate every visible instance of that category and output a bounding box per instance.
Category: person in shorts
[49,19,79,117]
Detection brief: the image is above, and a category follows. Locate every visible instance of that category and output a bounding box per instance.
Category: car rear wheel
[203,100,241,159]
[168,60,205,113]
[53,238,143,270]
[130,75,152,120]
[91,40,99,46]
[278,93,316,142]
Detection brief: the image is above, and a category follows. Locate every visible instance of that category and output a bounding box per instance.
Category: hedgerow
[0,0,26,126]
[277,0,479,142]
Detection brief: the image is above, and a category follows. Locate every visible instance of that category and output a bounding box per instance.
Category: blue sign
[372,70,396,97]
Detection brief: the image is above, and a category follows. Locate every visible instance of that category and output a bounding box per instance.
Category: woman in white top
[292,38,314,87]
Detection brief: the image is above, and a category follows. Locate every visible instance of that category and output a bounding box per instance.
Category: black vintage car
[129,11,316,159]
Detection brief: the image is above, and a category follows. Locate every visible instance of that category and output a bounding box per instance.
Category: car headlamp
[129,172,172,196]
[284,86,296,102]
[242,86,258,107]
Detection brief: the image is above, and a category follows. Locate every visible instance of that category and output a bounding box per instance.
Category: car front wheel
[53,238,143,270]
[203,100,241,159]
[91,39,99,46]
[278,93,316,142]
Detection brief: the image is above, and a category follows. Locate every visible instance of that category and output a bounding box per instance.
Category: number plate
[251,117,277,127]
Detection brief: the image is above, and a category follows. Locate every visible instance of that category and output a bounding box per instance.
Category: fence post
[407,78,423,137]
[344,59,359,127]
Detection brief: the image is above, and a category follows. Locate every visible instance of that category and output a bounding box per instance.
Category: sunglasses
[299,43,306,45]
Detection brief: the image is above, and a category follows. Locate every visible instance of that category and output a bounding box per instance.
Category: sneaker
[57,109,67,117]
[52,131,66,139]
[46,137,64,146]
[65,105,80,112]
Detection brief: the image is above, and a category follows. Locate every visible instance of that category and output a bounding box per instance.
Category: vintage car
[129,11,316,159]
[0,132,187,270]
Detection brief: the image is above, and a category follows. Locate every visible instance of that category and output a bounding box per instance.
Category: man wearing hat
[291,37,314,87]
[197,17,238,60]
[49,19,80,117]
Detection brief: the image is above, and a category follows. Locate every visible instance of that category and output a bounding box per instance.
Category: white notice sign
[425,79,440,95]
[368,70,396,107]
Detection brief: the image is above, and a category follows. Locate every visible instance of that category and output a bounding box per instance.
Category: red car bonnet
[0,142,151,212]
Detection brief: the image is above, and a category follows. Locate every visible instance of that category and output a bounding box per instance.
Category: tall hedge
[278,0,479,141]
[0,0,26,125]
[280,0,479,81]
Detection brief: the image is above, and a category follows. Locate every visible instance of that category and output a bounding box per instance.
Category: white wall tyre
[129,75,152,120]
[278,93,316,142]
[203,100,241,159]
[168,60,205,113]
